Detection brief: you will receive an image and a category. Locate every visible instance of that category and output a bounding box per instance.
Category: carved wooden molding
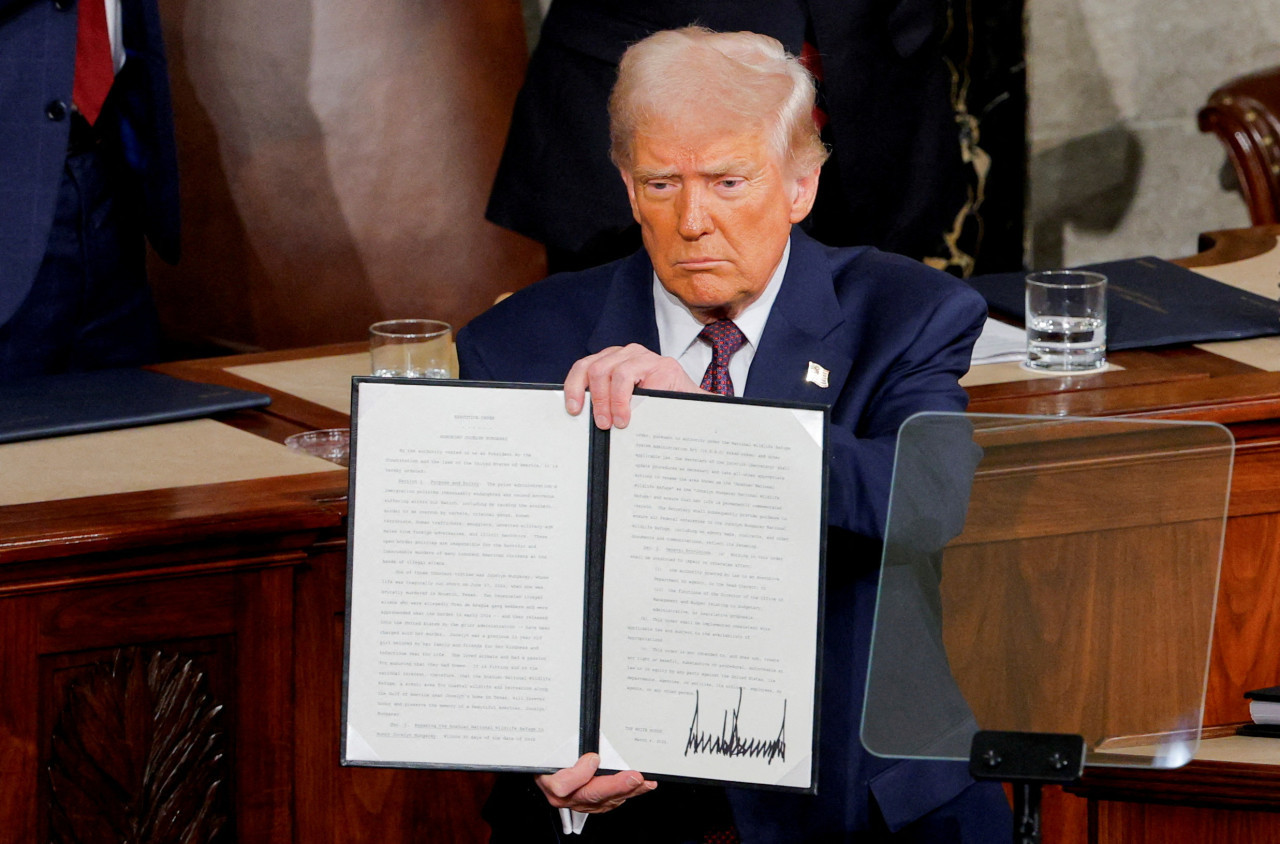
[47,648,229,843]
[1200,67,1280,226]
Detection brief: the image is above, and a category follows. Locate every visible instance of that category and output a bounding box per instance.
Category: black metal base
[969,731,1086,844]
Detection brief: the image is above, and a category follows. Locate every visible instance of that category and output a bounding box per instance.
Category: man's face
[620,117,819,321]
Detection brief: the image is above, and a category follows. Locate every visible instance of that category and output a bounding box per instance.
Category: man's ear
[619,169,643,224]
[788,167,821,224]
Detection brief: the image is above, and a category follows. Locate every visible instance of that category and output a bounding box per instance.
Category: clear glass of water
[285,428,351,466]
[369,319,454,378]
[1024,271,1107,372]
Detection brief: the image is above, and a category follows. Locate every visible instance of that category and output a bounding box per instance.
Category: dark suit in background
[486,0,965,271]
[457,228,1012,843]
[0,0,178,379]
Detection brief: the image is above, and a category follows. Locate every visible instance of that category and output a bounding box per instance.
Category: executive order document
[342,378,826,790]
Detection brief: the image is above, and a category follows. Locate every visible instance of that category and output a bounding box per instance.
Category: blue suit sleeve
[455,326,494,381]
[825,287,986,540]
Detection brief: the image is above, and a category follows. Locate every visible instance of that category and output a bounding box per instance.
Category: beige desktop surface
[1190,243,1280,371]
[0,419,339,507]
[226,352,369,414]
[962,360,1121,387]
[1102,733,1280,766]
[1190,734,1280,765]
[1194,241,1280,299]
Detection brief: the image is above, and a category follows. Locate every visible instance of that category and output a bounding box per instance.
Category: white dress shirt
[106,0,126,74]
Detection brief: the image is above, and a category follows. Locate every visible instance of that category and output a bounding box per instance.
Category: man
[0,0,179,378]
[457,27,1010,843]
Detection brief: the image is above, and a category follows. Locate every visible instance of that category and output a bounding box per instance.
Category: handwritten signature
[684,688,786,764]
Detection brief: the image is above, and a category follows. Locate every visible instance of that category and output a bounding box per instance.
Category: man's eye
[718,178,744,189]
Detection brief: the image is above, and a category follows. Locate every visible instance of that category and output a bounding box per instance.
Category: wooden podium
[4,226,1280,841]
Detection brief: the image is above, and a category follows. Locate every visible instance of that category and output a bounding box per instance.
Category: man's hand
[564,344,703,429]
[535,753,657,813]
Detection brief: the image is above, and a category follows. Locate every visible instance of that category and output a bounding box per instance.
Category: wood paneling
[149,0,546,352]
[943,522,1221,745]
[44,646,234,843]
[1093,802,1280,844]
[293,542,494,843]
[0,562,298,843]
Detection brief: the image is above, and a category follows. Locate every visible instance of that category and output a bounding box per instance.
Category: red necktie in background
[73,0,114,125]
[698,320,747,397]
[799,40,828,131]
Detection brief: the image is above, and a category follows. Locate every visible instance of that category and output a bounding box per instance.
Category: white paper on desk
[1250,699,1280,725]
[971,317,1026,365]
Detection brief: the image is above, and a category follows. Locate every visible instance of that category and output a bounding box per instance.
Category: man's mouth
[677,258,725,270]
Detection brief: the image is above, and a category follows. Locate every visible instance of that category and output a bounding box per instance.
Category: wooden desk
[1067,730,1280,844]
[3,226,1280,842]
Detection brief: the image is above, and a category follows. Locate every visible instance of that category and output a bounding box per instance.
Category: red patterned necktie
[73,0,114,125]
[698,320,746,397]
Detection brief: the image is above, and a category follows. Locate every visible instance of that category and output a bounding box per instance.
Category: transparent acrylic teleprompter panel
[860,413,1233,770]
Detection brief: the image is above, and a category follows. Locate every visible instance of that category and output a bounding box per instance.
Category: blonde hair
[609,27,829,177]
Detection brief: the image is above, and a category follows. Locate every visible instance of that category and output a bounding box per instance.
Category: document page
[345,381,590,771]
[598,395,825,788]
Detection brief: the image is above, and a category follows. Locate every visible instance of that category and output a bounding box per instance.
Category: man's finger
[565,348,621,417]
[537,753,602,800]
[565,344,704,430]
[606,359,642,429]
[584,347,634,429]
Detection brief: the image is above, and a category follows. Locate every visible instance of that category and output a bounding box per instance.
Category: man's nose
[676,186,714,239]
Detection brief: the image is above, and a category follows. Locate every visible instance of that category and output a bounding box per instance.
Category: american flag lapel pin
[805,361,830,388]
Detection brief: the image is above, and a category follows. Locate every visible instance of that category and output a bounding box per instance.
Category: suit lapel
[746,229,854,406]
[587,250,661,353]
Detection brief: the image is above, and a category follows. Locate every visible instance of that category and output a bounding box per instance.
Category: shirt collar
[653,236,791,358]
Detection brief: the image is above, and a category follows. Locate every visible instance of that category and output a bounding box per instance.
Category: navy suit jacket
[0,0,178,325]
[457,230,1009,842]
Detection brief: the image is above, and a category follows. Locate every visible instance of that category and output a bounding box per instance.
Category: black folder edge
[341,378,828,797]
[1244,685,1280,701]
[580,422,608,760]
[1236,724,1280,739]
[0,368,272,444]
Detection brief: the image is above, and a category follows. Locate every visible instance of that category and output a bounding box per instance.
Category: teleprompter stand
[860,413,1233,844]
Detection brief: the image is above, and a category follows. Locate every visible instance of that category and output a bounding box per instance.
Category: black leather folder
[0,368,271,444]
[967,256,1280,350]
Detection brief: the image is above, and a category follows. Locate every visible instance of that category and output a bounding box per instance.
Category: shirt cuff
[559,808,589,835]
